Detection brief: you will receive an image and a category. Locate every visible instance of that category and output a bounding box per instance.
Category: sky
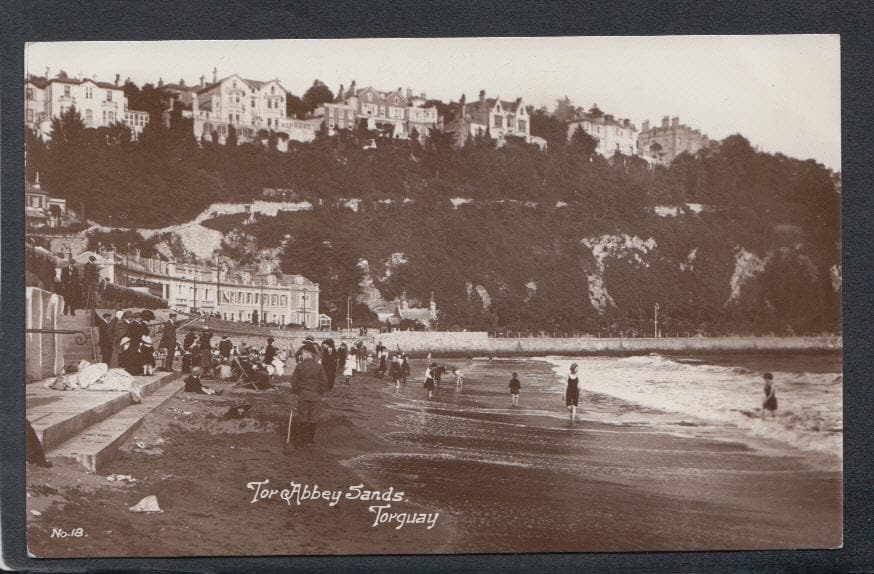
[25,36,841,170]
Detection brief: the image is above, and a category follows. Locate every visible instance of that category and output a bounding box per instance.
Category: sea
[340,352,843,551]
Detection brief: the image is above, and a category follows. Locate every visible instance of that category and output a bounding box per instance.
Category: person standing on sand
[321,339,337,390]
[289,347,329,448]
[343,352,354,384]
[509,372,521,407]
[762,372,777,418]
[158,313,178,372]
[566,363,581,422]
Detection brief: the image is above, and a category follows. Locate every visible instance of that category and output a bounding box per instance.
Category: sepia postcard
[19,35,841,559]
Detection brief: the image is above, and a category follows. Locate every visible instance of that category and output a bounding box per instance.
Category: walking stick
[284,406,294,453]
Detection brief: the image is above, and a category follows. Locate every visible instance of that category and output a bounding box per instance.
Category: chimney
[200,75,205,88]
[348,80,356,97]
[180,78,185,86]
[45,66,50,78]
[661,116,669,128]
[420,91,426,99]
[114,73,120,86]
[479,89,485,103]
[642,120,650,132]
[406,87,413,99]
[671,116,679,127]
[213,67,217,83]
[158,77,163,87]
[337,84,344,101]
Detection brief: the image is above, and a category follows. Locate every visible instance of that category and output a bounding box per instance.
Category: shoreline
[27,357,841,557]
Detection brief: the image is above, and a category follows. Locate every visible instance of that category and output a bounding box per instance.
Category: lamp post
[259,277,264,326]
[302,287,309,328]
[653,302,660,338]
[214,255,220,318]
[347,296,352,332]
[192,265,198,315]
[125,242,131,288]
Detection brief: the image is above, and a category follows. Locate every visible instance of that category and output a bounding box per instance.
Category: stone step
[28,371,180,451]
[47,378,185,473]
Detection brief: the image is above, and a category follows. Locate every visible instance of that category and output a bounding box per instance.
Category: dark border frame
[2,1,872,571]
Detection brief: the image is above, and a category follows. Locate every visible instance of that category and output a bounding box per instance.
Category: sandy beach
[26,356,842,557]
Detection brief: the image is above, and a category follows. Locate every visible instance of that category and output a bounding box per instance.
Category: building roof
[464,96,524,116]
[26,75,49,89]
[195,75,285,95]
[27,74,122,91]
[570,113,637,131]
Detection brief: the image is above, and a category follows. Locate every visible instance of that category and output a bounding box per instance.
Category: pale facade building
[566,113,639,157]
[322,83,440,139]
[637,116,711,165]
[448,90,547,150]
[101,252,320,328]
[187,72,318,149]
[24,73,150,140]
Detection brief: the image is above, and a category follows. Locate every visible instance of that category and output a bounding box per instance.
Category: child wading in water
[566,363,581,422]
[509,372,521,406]
[762,372,777,418]
[424,362,437,399]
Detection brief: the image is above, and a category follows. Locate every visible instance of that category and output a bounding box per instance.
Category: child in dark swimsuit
[762,372,777,418]
[566,363,581,422]
[509,372,521,407]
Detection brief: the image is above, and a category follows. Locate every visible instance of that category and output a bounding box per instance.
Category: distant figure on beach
[401,355,410,384]
[343,354,354,384]
[509,372,521,406]
[566,363,581,422]
[762,372,777,418]
[424,362,437,399]
[454,368,463,388]
[390,354,404,389]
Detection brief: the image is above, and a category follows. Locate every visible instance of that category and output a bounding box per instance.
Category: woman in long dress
[565,362,581,422]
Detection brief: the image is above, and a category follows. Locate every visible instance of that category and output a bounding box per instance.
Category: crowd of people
[95,309,158,376]
[54,256,101,316]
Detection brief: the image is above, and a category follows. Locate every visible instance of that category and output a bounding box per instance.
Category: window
[267,118,271,127]
[235,95,240,104]
[233,80,237,88]
[255,293,259,304]
[229,113,233,122]
[281,295,287,306]
[518,119,526,132]
[272,294,278,306]
[367,92,373,101]
[64,85,71,97]
[26,88,33,100]
[493,115,503,128]
[85,109,92,124]
[106,90,112,102]
[246,292,252,304]
[271,86,275,95]
[26,109,33,122]
[86,87,92,99]
[251,98,256,108]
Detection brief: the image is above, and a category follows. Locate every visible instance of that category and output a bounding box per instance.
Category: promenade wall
[176,320,842,356]
[377,331,842,356]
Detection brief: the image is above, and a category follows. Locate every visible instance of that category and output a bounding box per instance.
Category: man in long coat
[110,310,130,369]
[158,312,178,371]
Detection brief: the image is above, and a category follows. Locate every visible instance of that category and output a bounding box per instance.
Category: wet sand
[26,358,841,557]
